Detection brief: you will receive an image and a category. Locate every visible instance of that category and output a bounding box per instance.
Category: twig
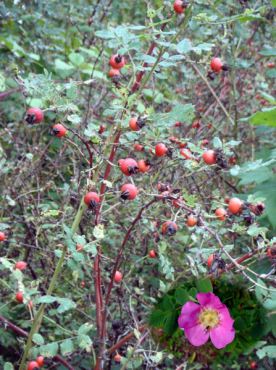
[191,63,235,126]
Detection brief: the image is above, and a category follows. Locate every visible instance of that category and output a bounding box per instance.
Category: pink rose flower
[178,292,235,349]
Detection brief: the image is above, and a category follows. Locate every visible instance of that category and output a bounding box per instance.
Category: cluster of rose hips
[108,54,126,80]
[27,356,44,370]
[12,261,35,307]
[25,108,67,138]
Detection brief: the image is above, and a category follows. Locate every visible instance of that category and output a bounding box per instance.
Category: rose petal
[219,306,235,329]
[184,323,209,347]
[196,292,223,309]
[178,302,200,329]
[210,324,235,349]
[180,301,200,316]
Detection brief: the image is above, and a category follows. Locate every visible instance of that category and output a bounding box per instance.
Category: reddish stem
[104,198,157,308]
[131,23,167,94]
[226,249,259,271]
[0,88,21,101]
[107,325,147,354]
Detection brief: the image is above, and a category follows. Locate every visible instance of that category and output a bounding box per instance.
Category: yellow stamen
[198,308,220,329]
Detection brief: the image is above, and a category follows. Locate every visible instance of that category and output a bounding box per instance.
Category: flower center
[198,308,220,329]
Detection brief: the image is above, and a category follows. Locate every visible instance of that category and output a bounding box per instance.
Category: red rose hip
[16,291,24,303]
[228,197,243,214]
[210,57,223,73]
[15,261,27,271]
[109,54,126,69]
[119,158,139,176]
[52,123,67,138]
[161,221,178,236]
[121,183,138,200]
[202,150,217,165]
[25,108,44,124]
[84,192,100,209]
[174,0,186,14]
[27,361,40,370]
[114,270,123,283]
[0,231,6,241]
[155,143,168,157]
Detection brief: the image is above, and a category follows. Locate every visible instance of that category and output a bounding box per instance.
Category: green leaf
[78,323,94,336]
[212,137,223,149]
[84,242,97,256]
[254,178,276,227]
[78,334,92,351]
[160,295,174,311]
[259,48,276,56]
[33,333,45,345]
[258,91,276,104]
[193,42,214,54]
[56,298,76,313]
[93,224,105,239]
[249,108,276,127]
[176,39,193,54]
[95,30,114,39]
[4,363,14,370]
[163,311,178,336]
[69,52,85,67]
[247,225,268,237]
[54,59,75,77]
[149,309,165,327]
[60,338,74,355]
[189,287,198,299]
[257,345,276,359]
[0,72,6,92]
[266,68,276,78]
[0,257,13,270]
[39,342,59,356]
[37,295,57,304]
[196,278,213,293]
[175,288,190,305]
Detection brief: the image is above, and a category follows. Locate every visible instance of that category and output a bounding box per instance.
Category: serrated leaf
[78,323,93,335]
[0,257,13,270]
[60,338,74,355]
[257,345,276,359]
[149,309,165,327]
[33,333,44,345]
[212,137,222,149]
[196,278,213,293]
[4,363,14,370]
[37,295,57,304]
[93,224,105,240]
[84,242,97,256]
[54,59,75,78]
[163,311,178,336]
[39,342,59,356]
[176,39,193,54]
[175,288,190,305]
[56,298,76,313]
[78,334,92,351]
[95,30,114,39]
[69,52,84,66]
